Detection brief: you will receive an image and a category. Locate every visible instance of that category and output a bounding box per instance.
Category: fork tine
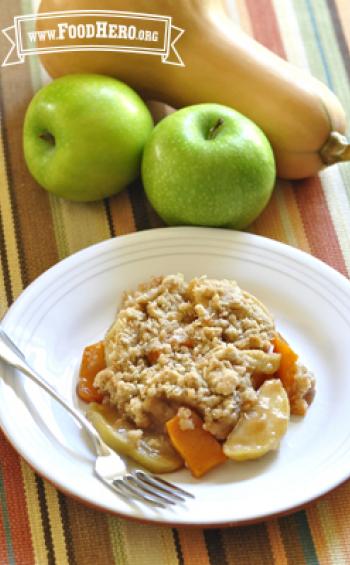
[130,471,186,502]
[133,470,195,499]
[126,474,183,504]
[113,479,166,507]
[124,475,178,505]
[113,478,171,507]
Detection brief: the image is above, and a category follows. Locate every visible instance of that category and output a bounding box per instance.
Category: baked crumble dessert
[79,274,315,477]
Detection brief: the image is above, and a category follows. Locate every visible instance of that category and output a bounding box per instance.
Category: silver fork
[0,327,194,508]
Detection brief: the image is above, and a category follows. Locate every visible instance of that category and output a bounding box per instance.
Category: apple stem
[207,118,224,140]
[39,131,55,146]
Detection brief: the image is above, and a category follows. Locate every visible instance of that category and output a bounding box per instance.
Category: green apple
[23,74,154,201]
[142,104,276,229]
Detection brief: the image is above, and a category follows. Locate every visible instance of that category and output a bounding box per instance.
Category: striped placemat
[1,0,350,563]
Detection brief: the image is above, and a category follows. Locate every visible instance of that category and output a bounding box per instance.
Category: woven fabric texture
[1,0,350,563]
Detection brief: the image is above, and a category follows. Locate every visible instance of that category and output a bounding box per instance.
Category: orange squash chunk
[273,334,298,393]
[77,341,106,403]
[166,409,227,478]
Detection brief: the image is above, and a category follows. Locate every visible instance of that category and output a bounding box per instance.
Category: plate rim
[1,226,350,526]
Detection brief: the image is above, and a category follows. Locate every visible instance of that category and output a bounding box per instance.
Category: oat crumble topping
[93,274,315,442]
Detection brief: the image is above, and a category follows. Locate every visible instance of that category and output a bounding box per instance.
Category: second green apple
[142,104,276,230]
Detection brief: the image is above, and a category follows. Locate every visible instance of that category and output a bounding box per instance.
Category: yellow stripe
[49,197,111,258]
[49,196,70,260]
[276,181,311,252]
[250,178,312,253]
[118,521,179,565]
[43,482,69,565]
[318,482,350,562]
[108,516,127,565]
[250,185,287,241]
[306,504,333,564]
[267,520,289,565]
[0,129,23,301]
[20,461,49,565]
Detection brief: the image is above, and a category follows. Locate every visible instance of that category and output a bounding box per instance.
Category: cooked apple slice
[87,402,184,473]
[223,380,290,461]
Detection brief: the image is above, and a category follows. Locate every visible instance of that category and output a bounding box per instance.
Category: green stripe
[279,511,319,565]
[0,469,16,565]
[295,511,320,565]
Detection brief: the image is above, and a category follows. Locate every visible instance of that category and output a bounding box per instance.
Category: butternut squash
[272,334,299,396]
[37,0,350,178]
[166,409,227,478]
[77,341,105,403]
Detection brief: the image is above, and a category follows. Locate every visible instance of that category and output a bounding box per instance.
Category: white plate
[1,226,350,526]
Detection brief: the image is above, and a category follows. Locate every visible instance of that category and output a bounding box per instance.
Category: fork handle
[0,331,110,456]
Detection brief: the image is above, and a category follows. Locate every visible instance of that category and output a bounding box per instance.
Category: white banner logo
[2,10,185,67]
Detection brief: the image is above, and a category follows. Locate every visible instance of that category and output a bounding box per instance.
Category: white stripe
[224,0,241,24]
[272,0,310,69]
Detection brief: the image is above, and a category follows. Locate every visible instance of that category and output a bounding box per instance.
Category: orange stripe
[178,529,210,565]
[306,503,332,563]
[245,0,286,57]
[278,516,307,564]
[109,190,136,236]
[293,177,348,276]
[0,432,34,564]
[267,520,288,565]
